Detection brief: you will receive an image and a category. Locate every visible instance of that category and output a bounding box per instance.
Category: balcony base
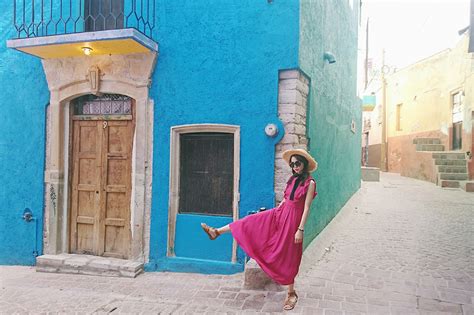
[7,28,158,59]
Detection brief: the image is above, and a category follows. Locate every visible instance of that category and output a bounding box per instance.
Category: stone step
[413,138,441,145]
[432,152,466,160]
[460,181,474,192]
[437,165,468,173]
[416,144,444,151]
[36,254,143,278]
[439,173,469,181]
[439,180,460,188]
[434,159,467,166]
[361,167,380,181]
[438,165,467,174]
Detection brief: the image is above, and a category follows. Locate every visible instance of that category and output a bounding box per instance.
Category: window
[452,91,464,124]
[72,94,132,116]
[179,133,234,216]
[84,0,124,32]
[396,104,402,131]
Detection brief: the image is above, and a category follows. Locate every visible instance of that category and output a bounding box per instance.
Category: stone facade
[274,70,310,203]
[41,52,157,263]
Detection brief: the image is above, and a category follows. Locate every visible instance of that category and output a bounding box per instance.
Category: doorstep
[36,254,143,278]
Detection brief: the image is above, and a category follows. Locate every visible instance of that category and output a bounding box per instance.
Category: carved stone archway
[42,52,157,262]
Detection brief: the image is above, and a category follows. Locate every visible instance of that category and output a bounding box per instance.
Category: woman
[201,148,317,311]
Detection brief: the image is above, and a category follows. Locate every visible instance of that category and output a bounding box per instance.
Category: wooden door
[70,118,134,258]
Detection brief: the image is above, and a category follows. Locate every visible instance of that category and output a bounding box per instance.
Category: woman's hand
[294,230,304,244]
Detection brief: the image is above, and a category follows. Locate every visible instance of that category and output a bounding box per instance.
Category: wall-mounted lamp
[81,47,93,56]
[264,123,278,137]
[323,51,336,64]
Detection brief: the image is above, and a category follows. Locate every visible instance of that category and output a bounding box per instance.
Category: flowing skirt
[229,201,303,285]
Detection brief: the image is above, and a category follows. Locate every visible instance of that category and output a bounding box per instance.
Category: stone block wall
[274,69,310,203]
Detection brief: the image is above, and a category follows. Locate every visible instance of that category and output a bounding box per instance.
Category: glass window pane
[179,133,234,216]
[72,94,132,116]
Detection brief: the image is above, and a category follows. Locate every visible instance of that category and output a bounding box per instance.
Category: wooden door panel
[79,124,99,152]
[70,121,102,254]
[107,159,128,185]
[78,158,97,185]
[77,224,94,253]
[101,120,133,258]
[108,122,129,153]
[105,226,126,256]
[77,190,96,217]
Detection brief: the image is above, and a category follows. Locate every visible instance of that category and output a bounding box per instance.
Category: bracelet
[298,228,304,232]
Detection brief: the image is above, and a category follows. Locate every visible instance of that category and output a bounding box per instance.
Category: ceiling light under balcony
[81,47,93,56]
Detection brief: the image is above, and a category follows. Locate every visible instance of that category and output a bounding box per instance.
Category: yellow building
[364,31,474,190]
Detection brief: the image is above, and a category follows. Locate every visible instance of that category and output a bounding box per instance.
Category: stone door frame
[42,53,156,263]
[168,124,241,263]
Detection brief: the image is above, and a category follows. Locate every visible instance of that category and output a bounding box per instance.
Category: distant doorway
[452,122,462,151]
[451,91,463,151]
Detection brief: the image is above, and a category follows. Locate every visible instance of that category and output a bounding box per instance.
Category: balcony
[7,0,158,59]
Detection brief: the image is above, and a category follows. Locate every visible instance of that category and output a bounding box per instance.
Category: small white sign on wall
[351,119,356,133]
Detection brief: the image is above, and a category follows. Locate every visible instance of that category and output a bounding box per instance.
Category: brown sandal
[283,291,298,310]
[201,223,220,240]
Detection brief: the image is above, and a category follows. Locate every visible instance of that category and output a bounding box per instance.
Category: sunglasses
[289,161,302,168]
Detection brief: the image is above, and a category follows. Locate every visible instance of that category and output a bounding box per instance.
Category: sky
[362,0,471,70]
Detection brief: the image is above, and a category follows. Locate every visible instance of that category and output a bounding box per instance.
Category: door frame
[168,124,241,263]
[42,63,155,262]
[450,88,464,151]
[68,103,135,258]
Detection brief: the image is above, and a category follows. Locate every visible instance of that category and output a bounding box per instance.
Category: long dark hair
[287,154,309,186]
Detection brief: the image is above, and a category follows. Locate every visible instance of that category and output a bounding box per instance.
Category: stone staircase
[414,138,473,192]
[413,137,445,152]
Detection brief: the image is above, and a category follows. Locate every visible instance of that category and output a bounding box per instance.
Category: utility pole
[380,49,388,172]
[364,18,369,90]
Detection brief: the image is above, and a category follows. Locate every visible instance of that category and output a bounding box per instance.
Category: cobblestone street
[1,173,473,314]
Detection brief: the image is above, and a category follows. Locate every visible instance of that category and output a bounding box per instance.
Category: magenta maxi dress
[229,176,317,285]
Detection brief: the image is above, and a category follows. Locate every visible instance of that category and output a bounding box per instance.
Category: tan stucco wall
[385,34,473,152]
[362,33,474,180]
[367,143,381,168]
[388,130,448,183]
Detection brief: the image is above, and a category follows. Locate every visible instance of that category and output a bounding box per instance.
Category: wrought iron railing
[12,0,155,39]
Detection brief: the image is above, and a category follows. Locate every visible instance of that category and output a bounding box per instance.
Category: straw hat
[282,149,318,172]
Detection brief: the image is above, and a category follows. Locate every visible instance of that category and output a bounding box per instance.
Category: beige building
[363,31,474,191]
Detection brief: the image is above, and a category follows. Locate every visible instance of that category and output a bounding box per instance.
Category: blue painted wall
[0,0,361,272]
[299,0,362,247]
[145,0,300,273]
[0,0,49,265]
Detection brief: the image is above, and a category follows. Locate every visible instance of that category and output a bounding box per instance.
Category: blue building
[0,0,361,276]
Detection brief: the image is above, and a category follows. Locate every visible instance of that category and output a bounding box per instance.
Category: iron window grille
[73,94,132,116]
[12,0,155,39]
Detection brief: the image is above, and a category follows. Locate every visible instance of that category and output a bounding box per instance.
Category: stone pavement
[1,173,473,314]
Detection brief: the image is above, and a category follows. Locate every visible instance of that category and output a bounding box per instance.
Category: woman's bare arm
[294,181,316,243]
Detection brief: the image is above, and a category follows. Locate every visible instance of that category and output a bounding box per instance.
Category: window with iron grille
[179,133,234,216]
[72,94,132,116]
[84,0,125,32]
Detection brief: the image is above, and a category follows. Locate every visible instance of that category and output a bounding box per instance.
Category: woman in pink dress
[201,148,317,310]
